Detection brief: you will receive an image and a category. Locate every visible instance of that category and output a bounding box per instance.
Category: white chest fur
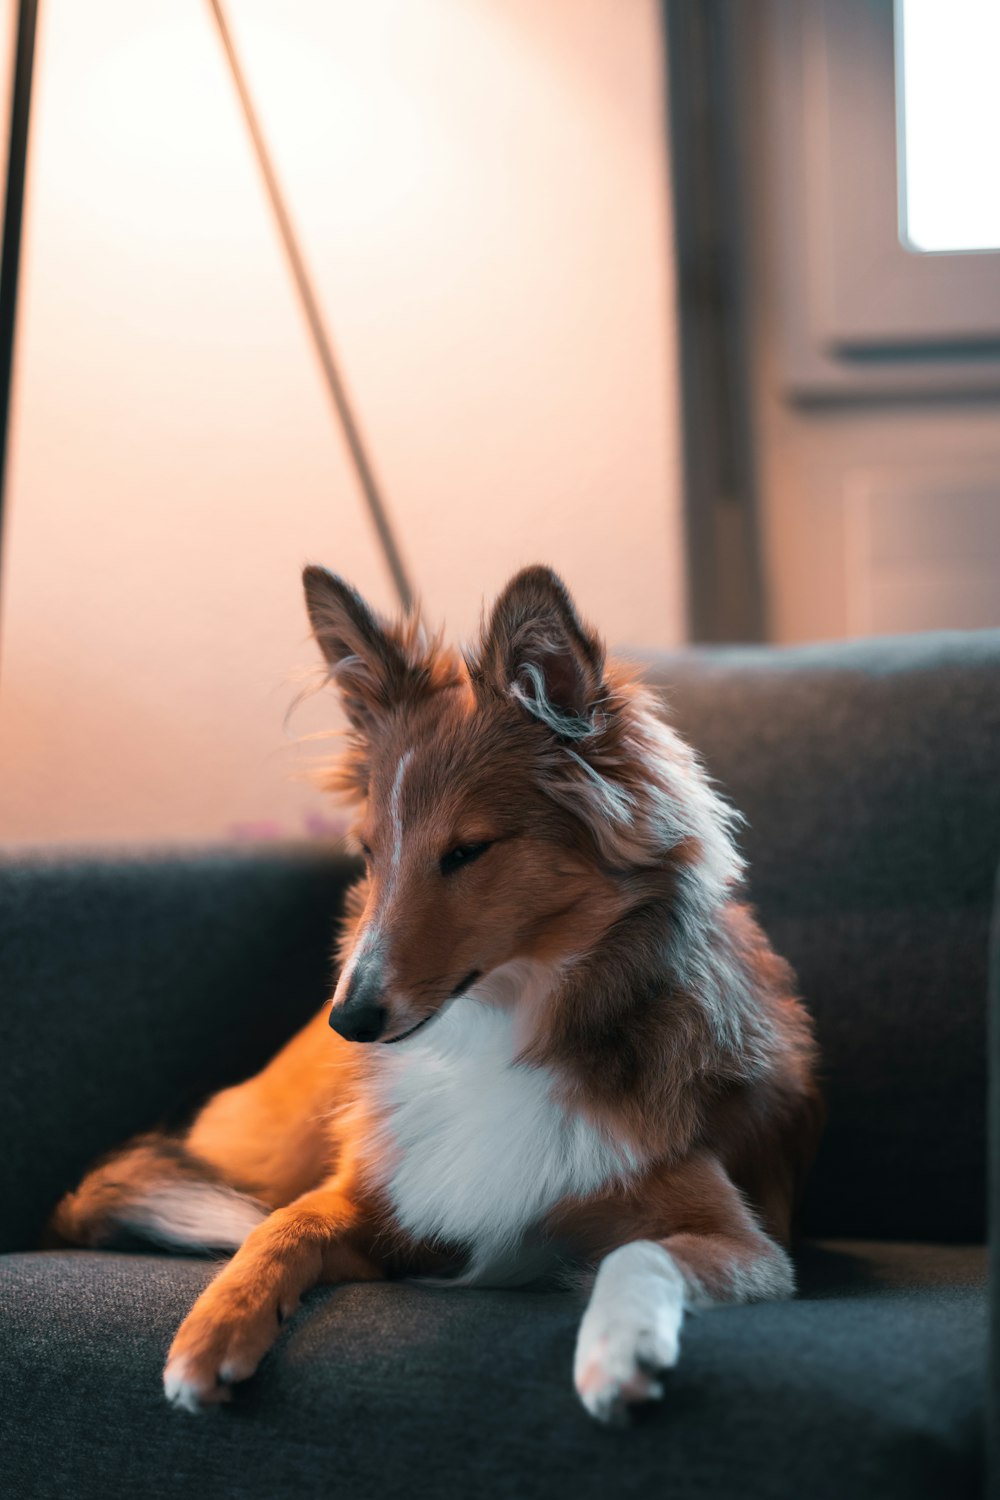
[363,971,637,1284]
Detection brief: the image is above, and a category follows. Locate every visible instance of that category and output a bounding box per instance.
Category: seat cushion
[0,1241,985,1500]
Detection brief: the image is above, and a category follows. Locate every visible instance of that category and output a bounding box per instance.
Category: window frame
[766,0,1000,397]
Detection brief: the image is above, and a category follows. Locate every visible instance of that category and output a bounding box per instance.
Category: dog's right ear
[470,565,606,737]
[302,566,414,736]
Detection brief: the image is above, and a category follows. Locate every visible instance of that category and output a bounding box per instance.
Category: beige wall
[0,0,684,847]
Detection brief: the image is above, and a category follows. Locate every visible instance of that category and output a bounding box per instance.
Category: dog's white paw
[163,1339,271,1413]
[163,1354,227,1414]
[574,1241,687,1425]
[163,1285,294,1412]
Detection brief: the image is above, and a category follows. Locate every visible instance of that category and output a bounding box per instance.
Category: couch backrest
[0,848,350,1253]
[3,632,997,1252]
[645,629,1000,1242]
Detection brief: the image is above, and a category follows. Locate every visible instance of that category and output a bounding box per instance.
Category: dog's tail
[48,1133,268,1254]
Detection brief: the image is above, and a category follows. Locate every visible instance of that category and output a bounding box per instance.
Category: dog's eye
[440,841,493,877]
[359,842,372,860]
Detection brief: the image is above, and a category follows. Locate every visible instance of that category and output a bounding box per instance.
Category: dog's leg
[573,1152,794,1424]
[163,1178,378,1412]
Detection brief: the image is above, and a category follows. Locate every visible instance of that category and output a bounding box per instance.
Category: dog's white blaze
[332,918,383,1007]
[123,1181,267,1252]
[333,750,411,1005]
[364,965,639,1284]
[389,749,413,882]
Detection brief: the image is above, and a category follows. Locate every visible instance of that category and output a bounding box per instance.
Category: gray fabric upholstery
[989,862,1000,1492]
[0,848,358,1255]
[2,629,996,1498]
[0,1241,986,1500]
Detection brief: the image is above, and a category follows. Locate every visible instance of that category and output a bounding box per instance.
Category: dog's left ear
[470,566,605,736]
[302,566,419,735]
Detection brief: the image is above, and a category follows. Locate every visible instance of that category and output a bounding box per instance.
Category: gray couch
[1,631,997,1499]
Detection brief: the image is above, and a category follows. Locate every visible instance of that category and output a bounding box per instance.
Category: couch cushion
[0,1242,985,1500]
[0,847,356,1254]
[643,631,1000,1242]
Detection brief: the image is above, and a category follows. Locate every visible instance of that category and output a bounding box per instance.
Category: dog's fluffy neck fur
[363,964,640,1284]
[520,884,785,1156]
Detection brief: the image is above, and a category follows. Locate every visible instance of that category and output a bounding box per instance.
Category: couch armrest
[990,859,1000,1496]
[0,845,358,1253]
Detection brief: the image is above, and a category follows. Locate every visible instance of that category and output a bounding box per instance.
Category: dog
[51,564,819,1424]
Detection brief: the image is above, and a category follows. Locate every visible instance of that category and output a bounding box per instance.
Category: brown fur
[51,564,820,1414]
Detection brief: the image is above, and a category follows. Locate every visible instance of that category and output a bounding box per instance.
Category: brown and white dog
[52,565,819,1424]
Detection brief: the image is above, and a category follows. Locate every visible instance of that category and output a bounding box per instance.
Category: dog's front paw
[574,1241,686,1425]
[164,1281,292,1413]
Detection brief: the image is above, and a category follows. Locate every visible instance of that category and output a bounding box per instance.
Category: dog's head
[304,564,740,1045]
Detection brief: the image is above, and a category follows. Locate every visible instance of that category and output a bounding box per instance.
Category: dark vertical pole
[0,0,40,617]
[661,0,764,643]
[205,0,414,616]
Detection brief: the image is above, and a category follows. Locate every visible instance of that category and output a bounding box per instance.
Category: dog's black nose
[329,1000,388,1043]
[331,958,390,1043]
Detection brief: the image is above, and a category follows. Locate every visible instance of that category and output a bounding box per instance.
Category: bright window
[896,0,1000,253]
